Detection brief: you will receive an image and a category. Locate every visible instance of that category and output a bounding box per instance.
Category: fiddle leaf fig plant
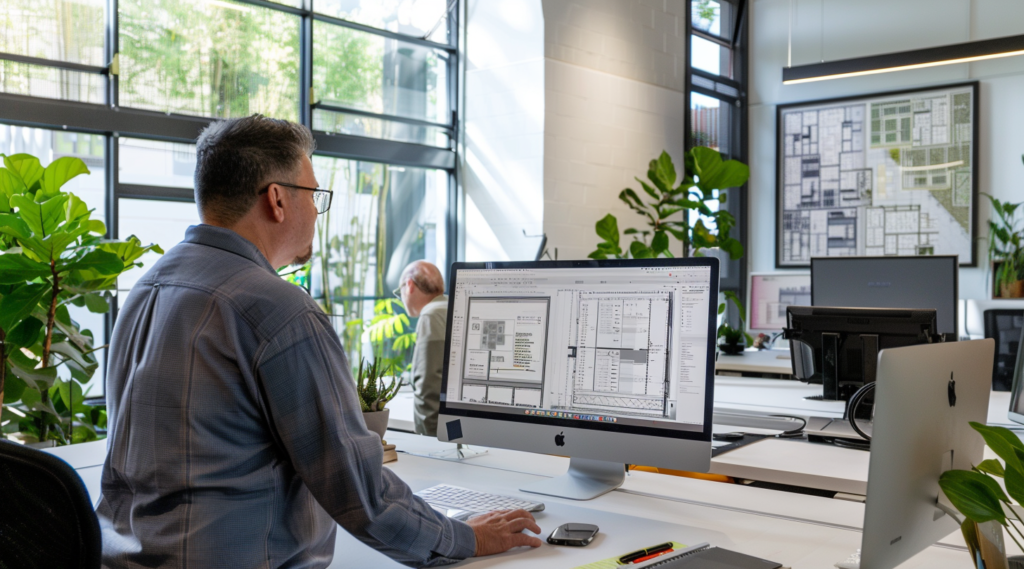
[0,153,162,446]
[590,147,753,344]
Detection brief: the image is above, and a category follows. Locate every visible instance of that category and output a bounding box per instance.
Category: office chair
[984,309,1024,391]
[0,440,102,569]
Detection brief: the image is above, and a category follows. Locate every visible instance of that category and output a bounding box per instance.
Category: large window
[687,0,747,314]
[0,0,462,397]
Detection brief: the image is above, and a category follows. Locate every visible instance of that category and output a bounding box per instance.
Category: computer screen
[748,272,811,334]
[437,258,719,500]
[811,255,958,338]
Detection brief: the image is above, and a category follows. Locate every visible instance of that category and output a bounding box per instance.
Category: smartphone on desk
[547,523,599,546]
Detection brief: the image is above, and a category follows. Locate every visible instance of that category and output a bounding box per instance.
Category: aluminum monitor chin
[437,258,720,500]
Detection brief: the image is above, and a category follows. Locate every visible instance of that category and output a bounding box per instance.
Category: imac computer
[436,258,720,500]
[784,306,941,402]
[811,256,959,341]
[855,339,993,569]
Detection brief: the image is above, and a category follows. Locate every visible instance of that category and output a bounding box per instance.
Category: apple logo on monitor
[555,432,565,447]
[948,373,956,408]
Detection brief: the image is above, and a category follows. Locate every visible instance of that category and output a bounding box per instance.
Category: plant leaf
[0,253,51,283]
[690,146,750,195]
[651,230,669,255]
[0,282,49,331]
[939,469,1007,524]
[971,422,1024,473]
[40,157,90,197]
[5,315,44,348]
[10,193,68,238]
[595,214,620,246]
[3,154,44,190]
[976,458,1006,478]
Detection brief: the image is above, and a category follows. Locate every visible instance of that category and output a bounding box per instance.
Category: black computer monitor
[811,256,958,340]
[784,306,941,402]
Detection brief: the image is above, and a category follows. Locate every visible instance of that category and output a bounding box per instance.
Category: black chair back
[985,309,1024,391]
[0,439,101,569]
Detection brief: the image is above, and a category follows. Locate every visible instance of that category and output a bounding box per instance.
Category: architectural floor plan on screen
[568,293,673,419]
[778,86,974,266]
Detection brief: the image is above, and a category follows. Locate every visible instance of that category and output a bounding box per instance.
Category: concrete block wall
[541,0,687,261]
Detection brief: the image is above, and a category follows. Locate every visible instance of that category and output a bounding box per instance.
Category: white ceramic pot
[362,408,390,441]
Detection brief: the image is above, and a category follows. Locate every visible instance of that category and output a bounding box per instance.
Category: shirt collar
[182,224,276,274]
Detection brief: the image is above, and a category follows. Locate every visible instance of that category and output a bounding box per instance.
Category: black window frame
[685,0,748,328]
[0,0,463,396]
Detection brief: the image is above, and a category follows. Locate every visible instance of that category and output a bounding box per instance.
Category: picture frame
[775,82,979,268]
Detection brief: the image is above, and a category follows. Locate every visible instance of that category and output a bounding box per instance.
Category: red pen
[631,548,675,564]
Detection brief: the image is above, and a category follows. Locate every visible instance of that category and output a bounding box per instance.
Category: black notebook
[616,543,782,569]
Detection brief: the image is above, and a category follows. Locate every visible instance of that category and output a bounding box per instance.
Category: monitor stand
[520,457,625,500]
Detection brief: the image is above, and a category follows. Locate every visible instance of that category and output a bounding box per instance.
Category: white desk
[716,349,794,376]
[51,434,982,569]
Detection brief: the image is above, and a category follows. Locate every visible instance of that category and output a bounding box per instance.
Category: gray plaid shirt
[97,224,475,568]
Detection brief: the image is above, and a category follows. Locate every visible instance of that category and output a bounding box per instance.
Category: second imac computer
[437,258,720,500]
[811,255,959,341]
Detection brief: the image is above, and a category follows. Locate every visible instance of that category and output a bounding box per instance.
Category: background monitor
[437,258,720,500]
[785,306,940,402]
[811,256,958,339]
[748,272,811,337]
[860,339,992,569]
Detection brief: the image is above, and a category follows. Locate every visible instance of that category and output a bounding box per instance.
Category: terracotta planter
[999,280,1024,299]
[362,408,390,441]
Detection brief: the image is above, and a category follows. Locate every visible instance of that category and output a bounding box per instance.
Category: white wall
[542,0,688,261]
[463,0,546,262]
[749,0,1024,299]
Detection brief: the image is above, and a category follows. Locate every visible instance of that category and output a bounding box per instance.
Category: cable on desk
[769,414,807,438]
[847,383,876,442]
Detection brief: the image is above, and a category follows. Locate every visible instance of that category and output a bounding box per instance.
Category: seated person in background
[97,114,541,568]
[397,260,448,437]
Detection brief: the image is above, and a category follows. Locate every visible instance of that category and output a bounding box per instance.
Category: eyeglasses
[392,284,403,299]
[260,182,333,214]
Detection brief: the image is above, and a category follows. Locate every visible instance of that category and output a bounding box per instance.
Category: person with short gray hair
[397,260,447,436]
[97,114,542,568]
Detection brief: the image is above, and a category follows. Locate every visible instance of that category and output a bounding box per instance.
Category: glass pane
[0,123,108,396]
[314,23,449,124]
[0,59,104,103]
[310,155,447,361]
[313,109,449,147]
[691,0,732,41]
[119,0,300,120]
[690,91,731,155]
[0,0,106,66]
[315,0,450,43]
[117,199,201,294]
[119,138,197,188]
[691,35,731,78]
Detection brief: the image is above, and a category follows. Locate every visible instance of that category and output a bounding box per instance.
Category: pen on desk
[631,548,674,563]
[618,542,674,564]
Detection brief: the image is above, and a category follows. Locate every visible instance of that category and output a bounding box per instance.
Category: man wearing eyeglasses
[97,115,542,568]
[395,261,447,436]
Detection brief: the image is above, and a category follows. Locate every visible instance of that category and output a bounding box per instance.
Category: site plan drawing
[776,84,976,267]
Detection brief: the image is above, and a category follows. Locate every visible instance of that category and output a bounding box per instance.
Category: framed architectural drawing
[775,82,978,267]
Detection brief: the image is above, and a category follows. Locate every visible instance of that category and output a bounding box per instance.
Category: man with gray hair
[396,261,447,436]
[97,115,541,568]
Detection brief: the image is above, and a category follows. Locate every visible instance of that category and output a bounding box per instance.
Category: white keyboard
[415,484,545,521]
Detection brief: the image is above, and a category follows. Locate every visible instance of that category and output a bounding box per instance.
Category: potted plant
[718,324,745,355]
[984,165,1024,299]
[356,357,402,440]
[938,422,1024,568]
[589,147,754,344]
[0,153,161,446]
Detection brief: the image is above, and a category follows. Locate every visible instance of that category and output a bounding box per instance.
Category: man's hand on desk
[468,509,543,556]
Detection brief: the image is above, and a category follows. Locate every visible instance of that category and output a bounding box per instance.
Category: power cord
[770,414,807,438]
[847,382,876,442]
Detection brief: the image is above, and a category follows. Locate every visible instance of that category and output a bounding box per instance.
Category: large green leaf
[40,157,90,197]
[8,356,58,390]
[81,293,110,314]
[976,459,1006,478]
[595,214,620,246]
[10,193,67,238]
[0,253,51,283]
[690,146,750,195]
[3,154,44,190]
[971,422,1024,473]
[63,249,124,276]
[0,169,27,206]
[1004,454,1024,506]
[3,371,27,404]
[5,316,44,348]
[648,151,677,193]
[651,230,669,255]
[0,282,49,331]
[0,212,31,240]
[938,469,1008,524]
[629,240,653,259]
